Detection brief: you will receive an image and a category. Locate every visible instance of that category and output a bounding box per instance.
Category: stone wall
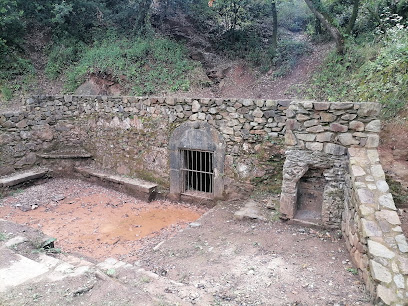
[343,148,408,305]
[285,101,382,152]
[280,101,382,227]
[0,95,289,196]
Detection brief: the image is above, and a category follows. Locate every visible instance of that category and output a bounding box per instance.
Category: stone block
[360,205,375,216]
[285,130,297,146]
[367,240,395,259]
[398,257,408,275]
[376,284,397,305]
[296,114,310,121]
[338,133,359,146]
[394,274,405,289]
[376,180,389,193]
[395,235,408,253]
[357,188,375,204]
[370,260,392,283]
[357,103,381,117]
[305,142,323,151]
[265,100,277,108]
[349,121,365,131]
[371,164,385,178]
[242,99,253,106]
[367,149,380,163]
[313,102,329,110]
[366,134,380,148]
[351,165,366,177]
[341,114,357,121]
[375,210,400,224]
[324,143,346,155]
[280,192,296,218]
[330,123,348,132]
[306,125,324,133]
[166,97,176,105]
[303,119,319,127]
[378,193,397,210]
[331,102,354,110]
[365,120,381,132]
[320,112,336,122]
[286,119,299,130]
[297,134,316,141]
[303,101,313,109]
[361,219,382,237]
[253,108,263,118]
[264,110,276,118]
[316,132,333,142]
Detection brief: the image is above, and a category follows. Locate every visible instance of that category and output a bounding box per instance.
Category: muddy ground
[0,179,371,305]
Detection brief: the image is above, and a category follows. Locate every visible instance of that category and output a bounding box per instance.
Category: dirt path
[180,39,334,100]
[0,179,370,305]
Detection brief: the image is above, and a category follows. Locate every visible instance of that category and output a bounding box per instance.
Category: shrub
[65,35,196,95]
[307,22,408,117]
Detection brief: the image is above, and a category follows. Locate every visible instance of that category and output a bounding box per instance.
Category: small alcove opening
[294,168,325,223]
[180,149,214,196]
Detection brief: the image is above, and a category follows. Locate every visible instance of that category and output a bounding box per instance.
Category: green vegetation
[0,232,7,241]
[65,35,195,94]
[1,0,408,108]
[386,175,408,208]
[305,1,408,116]
[307,26,408,116]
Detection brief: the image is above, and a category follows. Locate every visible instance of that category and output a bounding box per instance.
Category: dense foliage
[306,1,408,116]
[0,0,407,109]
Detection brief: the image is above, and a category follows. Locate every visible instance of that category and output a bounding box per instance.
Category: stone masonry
[343,148,408,305]
[280,101,382,226]
[0,96,289,197]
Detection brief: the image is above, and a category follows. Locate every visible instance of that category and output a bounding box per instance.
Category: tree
[303,0,344,54]
[346,0,360,35]
[271,0,277,51]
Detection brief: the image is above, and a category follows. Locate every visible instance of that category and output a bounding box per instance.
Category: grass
[64,34,196,95]
[306,27,408,118]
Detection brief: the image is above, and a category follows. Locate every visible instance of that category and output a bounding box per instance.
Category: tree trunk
[271,0,277,52]
[303,0,345,54]
[346,0,360,35]
[315,18,322,35]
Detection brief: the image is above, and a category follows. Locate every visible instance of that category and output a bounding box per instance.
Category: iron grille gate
[180,149,214,195]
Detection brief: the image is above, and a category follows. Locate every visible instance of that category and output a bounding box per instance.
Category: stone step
[0,168,50,187]
[75,167,158,202]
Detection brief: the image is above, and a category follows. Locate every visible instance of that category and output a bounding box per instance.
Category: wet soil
[0,179,205,262]
[0,179,370,305]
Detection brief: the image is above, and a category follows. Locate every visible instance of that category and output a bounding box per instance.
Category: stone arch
[169,121,225,200]
[279,150,348,227]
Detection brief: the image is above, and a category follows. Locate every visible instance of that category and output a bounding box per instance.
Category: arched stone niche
[169,122,225,200]
[280,150,348,228]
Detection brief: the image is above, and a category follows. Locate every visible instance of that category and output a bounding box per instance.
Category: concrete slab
[0,249,49,292]
[0,168,50,187]
[75,167,158,201]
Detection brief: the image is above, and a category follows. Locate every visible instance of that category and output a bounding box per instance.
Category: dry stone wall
[280,101,382,226]
[0,95,289,196]
[343,148,408,305]
[285,101,382,153]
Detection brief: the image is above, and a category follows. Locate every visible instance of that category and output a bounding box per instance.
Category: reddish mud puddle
[0,188,204,262]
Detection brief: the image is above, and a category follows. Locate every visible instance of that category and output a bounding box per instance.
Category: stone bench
[37,151,92,159]
[75,167,158,202]
[0,168,50,188]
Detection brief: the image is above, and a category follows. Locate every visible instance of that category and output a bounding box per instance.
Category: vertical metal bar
[187,150,190,191]
[199,151,202,192]
[210,152,213,193]
[204,152,207,193]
